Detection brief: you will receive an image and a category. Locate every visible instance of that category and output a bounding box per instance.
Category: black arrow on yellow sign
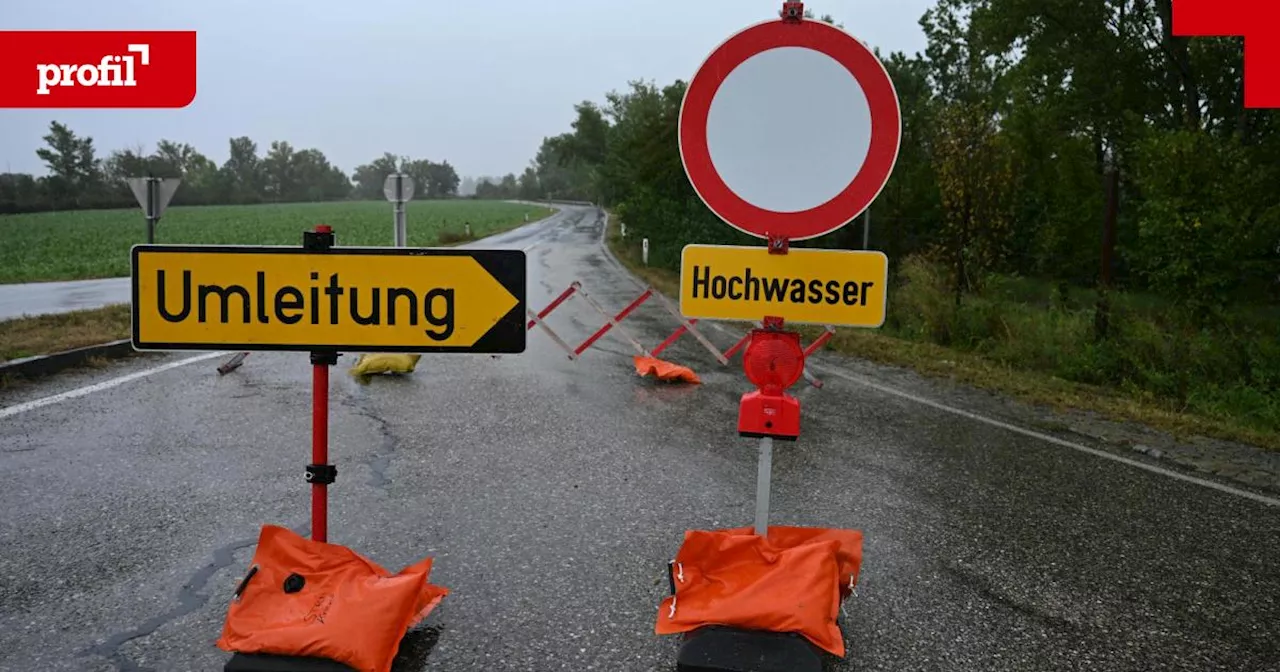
[130,245,526,354]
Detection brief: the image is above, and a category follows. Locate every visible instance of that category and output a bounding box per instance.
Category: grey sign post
[383,173,416,246]
[126,176,181,244]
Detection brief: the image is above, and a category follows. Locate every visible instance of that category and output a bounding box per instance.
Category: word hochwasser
[153,270,456,340]
[690,265,877,306]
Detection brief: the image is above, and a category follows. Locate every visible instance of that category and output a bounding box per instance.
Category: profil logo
[36,43,151,95]
[0,31,196,108]
[1173,0,1280,107]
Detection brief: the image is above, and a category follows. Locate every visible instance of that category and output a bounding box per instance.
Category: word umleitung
[152,270,456,340]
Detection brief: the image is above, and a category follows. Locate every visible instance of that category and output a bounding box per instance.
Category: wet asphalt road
[1,206,1278,672]
[0,276,131,320]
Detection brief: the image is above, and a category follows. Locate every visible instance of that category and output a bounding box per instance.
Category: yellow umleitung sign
[680,244,888,327]
[131,245,526,353]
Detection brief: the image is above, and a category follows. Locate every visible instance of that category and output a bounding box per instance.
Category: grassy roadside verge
[0,200,557,284]
[436,205,558,246]
[0,304,132,364]
[602,213,1280,451]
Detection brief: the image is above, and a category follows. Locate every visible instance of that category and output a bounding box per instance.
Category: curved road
[1,206,1278,671]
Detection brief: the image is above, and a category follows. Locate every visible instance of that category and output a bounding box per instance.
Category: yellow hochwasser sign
[680,244,888,327]
[131,245,526,353]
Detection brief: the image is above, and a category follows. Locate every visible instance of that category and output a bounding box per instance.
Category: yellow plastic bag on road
[350,353,422,376]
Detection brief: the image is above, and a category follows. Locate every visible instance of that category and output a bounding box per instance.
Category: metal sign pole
[384,173,415,247]
[302,224,339,544]
[128,175,180,246]
[146,177,158,244]
[395,175,406,247]
[754,436,773,536]
[863,207,871,250]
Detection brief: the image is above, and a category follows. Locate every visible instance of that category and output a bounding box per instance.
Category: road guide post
[654,3,901,669]
[130,229,526,671]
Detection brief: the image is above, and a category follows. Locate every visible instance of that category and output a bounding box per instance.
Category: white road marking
[700,308,1280,507]
[813,364,1280,507]
[0,352,223,420]
[522,241,541,252]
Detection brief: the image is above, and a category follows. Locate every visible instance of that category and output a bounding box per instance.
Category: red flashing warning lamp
[737,326,804,441]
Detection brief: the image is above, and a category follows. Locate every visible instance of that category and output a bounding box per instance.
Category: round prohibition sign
[679,18,902,241]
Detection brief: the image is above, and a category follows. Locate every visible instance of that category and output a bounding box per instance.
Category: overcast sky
[0,0,935,179]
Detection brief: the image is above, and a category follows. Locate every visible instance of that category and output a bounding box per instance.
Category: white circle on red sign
[680,18,901,241]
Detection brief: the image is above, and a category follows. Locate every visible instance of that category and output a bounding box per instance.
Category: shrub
[890,254,957,345]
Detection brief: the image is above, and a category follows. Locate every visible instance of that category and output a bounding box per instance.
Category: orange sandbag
[719,525,864,599]
[216,525,448,672]
[656,526,863,657]
[634,355,701,384]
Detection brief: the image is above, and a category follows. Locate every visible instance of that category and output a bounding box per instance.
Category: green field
[0,200,555,284]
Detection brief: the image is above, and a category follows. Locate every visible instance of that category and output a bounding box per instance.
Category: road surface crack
[79,522,307,671]
[338,396,397,490]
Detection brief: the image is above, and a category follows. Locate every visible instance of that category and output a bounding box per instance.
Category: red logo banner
[0,31,196,108]
[1173,0,1280,108]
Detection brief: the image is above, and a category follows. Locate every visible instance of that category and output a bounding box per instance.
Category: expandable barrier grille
[217,279,838,384]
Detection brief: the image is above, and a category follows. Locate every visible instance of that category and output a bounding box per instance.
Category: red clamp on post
[767,233,790,255]
[781,1,805,23]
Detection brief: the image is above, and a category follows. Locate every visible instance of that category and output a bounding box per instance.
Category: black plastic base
[224,653,356,672]
[676,626,824,672]
[736,431,799,441]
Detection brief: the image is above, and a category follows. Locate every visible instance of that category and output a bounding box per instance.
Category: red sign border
[678,18,902,241]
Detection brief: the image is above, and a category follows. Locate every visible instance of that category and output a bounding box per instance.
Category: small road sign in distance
[679,17,901,240]
[680,244,888,327]
[131,245,525,353]
[126,177,181,219]
[383,173,415,202]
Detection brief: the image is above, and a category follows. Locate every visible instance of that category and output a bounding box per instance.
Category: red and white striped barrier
[218,275,840,388]
[525,281,582,360]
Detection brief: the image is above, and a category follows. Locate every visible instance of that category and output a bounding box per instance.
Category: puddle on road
[632,380,701,405]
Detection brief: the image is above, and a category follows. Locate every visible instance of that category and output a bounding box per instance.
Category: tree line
[524,2,1280,325]
[0,121,467,214]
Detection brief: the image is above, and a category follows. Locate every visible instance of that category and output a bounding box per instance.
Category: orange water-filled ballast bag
[217,525,448,672]
[655,526,863,657]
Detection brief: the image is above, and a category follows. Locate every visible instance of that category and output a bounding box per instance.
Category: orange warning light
[742,329,805,393]
[738,327,804,440]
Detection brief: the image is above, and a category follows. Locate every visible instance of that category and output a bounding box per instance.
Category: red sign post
[659,4,901,669]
